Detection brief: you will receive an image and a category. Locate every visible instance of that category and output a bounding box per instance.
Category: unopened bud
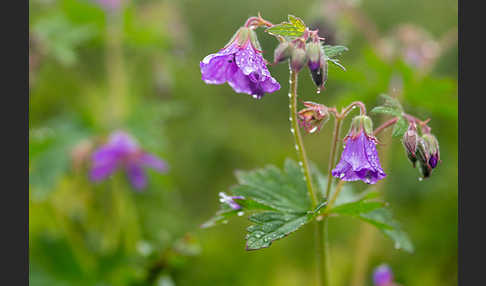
[416,137,431,178]
[306,42,327,89]
[273,41,293,64]
[422,133,440,168]
[298,102,329,134]
[290,44,307,72]
[402,122,419,166]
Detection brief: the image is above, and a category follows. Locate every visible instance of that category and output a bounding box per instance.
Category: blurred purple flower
[373,264,394,286]
[200,27,280,99]
[332,131,386,184]
[219,192,244,210]
[95,0,122,12]
[90,131,168,190]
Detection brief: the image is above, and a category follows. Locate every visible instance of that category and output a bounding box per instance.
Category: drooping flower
[90,131,168,190]
[373,264,394,286]
[332,116,386,184]
[219,192,244,210]
[200,27,280,99]
[298,101,329,134]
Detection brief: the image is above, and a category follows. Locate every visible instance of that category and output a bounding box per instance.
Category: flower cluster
[90,131,169,190]
[200,26,280,99]
[402,122,440,178]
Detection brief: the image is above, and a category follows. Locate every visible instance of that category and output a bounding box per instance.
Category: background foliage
[29,0,457,285]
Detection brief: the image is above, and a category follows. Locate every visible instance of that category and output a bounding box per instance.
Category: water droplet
[418,177,423,182]
[309,126,318,133]
[288,93,292,98]
[316,87,321,94]
[295,145,299,151]
[339,173,345,179]
[290,128,295,134]
[299,161,303,167]
[237,211,244,216]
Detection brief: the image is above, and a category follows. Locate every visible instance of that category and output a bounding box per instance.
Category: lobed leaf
[323,45,349,58]
[392,116,408,137]
[266,15,306,38]
[245,211,311,250]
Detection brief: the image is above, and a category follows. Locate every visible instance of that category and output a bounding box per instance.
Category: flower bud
[422,133,440,168]
[273,41,293,64]
[290,43,307,72]
[416,137,431,178]
[402,122,419,166]
[306,42,327,89]
[298,101,329,134]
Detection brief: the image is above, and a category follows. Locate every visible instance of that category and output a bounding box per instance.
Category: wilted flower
[332,116,386,184]
[200,26,280,99]
[373,264,394,286]
[219,192,244,210]
[90,131,168,190]
[298,101,329,133]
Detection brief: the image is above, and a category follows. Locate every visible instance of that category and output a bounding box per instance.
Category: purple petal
[200,43,240,85]
[138,153,169,173]
[107,131,139,154]
[332,132,386,184]
[227,68,253,94]
[234,43,270,79]
[90,146,120,181]
[373,264,394,286]
[126,163,147,190]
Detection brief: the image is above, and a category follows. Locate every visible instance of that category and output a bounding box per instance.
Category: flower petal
[90,146,120,181]
[126,163,147,190]
[139,153,169,173]
[234,43,270,79]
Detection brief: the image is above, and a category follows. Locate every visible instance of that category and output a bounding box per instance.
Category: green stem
[325,117,343,200]
[288,68,317,207]
[288,68,325,285]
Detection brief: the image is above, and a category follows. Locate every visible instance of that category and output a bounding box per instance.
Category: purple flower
[373,264,394,286]
[90,131,168,190]
[200,27,280,99]
[332,131,386,184]
[95,0,121,11]
[219,192,244,210]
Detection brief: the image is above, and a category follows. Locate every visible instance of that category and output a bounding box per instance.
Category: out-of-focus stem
[373,117,399,136]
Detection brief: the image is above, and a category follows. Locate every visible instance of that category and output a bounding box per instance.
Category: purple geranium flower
[90,131,168,190]
[219,192,244,210]
[373,264,394,286]
[332,131,386,184]
[200,27,280,99]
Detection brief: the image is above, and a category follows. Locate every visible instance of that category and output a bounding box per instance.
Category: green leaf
[358,209,414,252]
[371,94,404,117]
[232,159,311,213]
[323,45,349,58]
[245,211,311,250]
[392,116,408,137]
[330,200,385,216]
[266,15,306,38]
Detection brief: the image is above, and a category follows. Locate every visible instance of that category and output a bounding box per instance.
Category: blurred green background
[29,0,457,285]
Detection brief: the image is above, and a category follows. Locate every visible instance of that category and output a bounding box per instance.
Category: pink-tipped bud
[273,41,294,64]
[290,43,307,72]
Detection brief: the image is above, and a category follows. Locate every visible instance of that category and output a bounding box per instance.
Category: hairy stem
[325,117,343,199]
[289,69,317,206]
[373,117,399,136]
[288,68,326,286]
